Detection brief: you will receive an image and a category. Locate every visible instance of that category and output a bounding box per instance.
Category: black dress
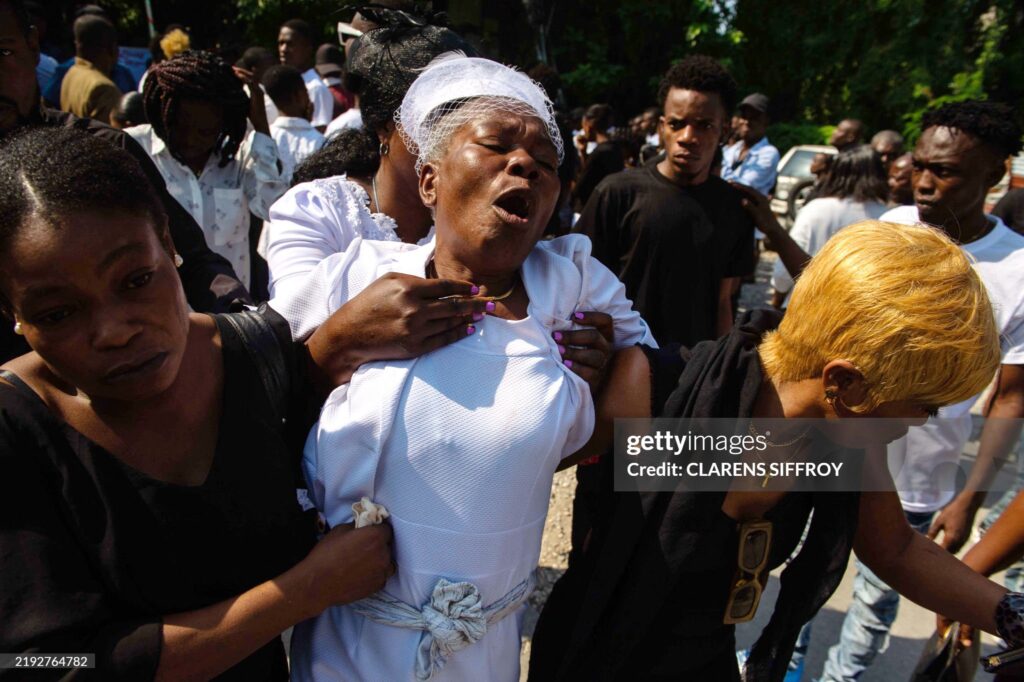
[529,310,861,682]
[0,311,316,680]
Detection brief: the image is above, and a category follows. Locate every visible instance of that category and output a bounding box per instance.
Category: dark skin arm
[855,450,1005,640]
[928,364,1024,553]
[559,345,651,470]
[156,524,392,681]
[301,275,615,396]
[730,182,812,280]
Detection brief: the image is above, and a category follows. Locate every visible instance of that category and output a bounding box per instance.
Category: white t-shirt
[302,68,334,128]
[274,235,655,681]
[269,116,325,180]
[882,205,1024,512]
[325,108,363,139]
[771,197,888,302]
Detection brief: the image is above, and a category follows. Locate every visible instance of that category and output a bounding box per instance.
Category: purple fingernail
[557,344,566,354]
[472,312,484,322]
[485,301,496,312]
[553,331,563,341]
[564,359,573,369]
[471,285,480,295]
[466,325,475,335]
[574,312,585,320]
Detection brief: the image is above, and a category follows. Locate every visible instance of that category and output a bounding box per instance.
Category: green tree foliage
[88,0,1020,149]
[732,0,1023,139]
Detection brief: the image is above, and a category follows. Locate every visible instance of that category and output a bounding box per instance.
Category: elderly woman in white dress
[273,56,656,681]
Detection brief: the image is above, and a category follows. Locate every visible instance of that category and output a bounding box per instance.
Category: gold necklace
[747,421,809,448]
[426,260,518,301]
[747,422,810,488]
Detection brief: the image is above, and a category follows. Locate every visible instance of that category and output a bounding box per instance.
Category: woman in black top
[531,221,1024,681]
[0,127,400,680]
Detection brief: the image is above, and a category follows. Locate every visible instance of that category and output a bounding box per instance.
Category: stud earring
[13,321,23,335]
[173,253,184,268]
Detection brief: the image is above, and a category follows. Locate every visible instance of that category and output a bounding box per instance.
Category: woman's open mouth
[493,190,532,225]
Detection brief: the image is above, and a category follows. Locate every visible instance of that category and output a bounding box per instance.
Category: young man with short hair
[263,64,325,181]
[721,92,780,197]
[277,19,333,132]
[817,99,1024,682]
[60,14,120,124]
[574,55,755,346]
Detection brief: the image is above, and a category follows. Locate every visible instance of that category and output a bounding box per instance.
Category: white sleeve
[267,238,368,341]
[1000,299,1024,365]
[308,81,334,128]
[569,236,658,350]
[265,180,360,299]
[239,131,289,222]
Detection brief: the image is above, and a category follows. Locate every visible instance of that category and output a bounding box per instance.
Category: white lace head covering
[396,54,564,172]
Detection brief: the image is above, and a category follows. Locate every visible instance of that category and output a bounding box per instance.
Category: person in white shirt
[770,144,889,307]
[265,18,476,300]
[132,50,288,290]
[262,65,325,181]
[277,53,655,682]
[817,100,1024,682]
[721,92,780,196]
[277,19,333,132]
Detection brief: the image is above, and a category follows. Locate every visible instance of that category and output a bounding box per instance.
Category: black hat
[315,43,345,77]
[739,93,769,114]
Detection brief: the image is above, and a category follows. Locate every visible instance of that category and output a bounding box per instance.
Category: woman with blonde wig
[530,221,1024,682]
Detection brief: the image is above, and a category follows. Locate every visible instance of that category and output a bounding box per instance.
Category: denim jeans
[815,510,935,682]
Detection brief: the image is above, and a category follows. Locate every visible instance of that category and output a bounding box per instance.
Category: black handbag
[910,624,980,682]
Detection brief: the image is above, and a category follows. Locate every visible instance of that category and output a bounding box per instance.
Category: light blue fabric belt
[351,574,534,680]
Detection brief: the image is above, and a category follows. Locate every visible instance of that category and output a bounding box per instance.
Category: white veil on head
[395,54,564,172]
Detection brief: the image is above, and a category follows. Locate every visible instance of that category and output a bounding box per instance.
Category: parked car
[770,144,837,221]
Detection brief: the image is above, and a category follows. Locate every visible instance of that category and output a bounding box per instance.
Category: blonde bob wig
[758,221,1000,412]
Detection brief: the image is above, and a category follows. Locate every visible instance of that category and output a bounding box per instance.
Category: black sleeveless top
[0,311,316,680]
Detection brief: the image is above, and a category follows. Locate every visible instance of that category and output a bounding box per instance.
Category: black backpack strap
[216,305,290,426]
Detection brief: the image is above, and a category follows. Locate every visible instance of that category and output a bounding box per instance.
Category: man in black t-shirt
[572,103,624,211]
[574,55,754,347]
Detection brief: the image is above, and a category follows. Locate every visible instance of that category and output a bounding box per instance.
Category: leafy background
[41,0,1024,153]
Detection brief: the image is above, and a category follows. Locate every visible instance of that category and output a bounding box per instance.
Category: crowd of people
[3,2,1024,681]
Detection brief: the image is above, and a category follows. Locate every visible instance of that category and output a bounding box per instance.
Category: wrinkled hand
[928,497,978,553]
[300,523,394,614]
[307,273,490,389]
[730,182,784,236]
[553,311,614,393]
[936,614,976,652]
[231,65,270,135]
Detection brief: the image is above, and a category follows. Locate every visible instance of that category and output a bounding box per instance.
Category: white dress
[273,234,656,681]
[264,175,431,299]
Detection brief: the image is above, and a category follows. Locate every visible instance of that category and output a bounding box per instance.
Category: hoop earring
[13,321,23,335]
[379,142,390,157]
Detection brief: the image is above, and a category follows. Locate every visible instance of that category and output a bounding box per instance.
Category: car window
[779,149,817,178]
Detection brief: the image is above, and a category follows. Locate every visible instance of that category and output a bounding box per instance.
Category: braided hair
[142,50,249,168]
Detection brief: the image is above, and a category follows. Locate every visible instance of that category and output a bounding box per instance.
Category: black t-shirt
[573,141,624,209]
[0,310,316,680]
[573,164,754,346]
